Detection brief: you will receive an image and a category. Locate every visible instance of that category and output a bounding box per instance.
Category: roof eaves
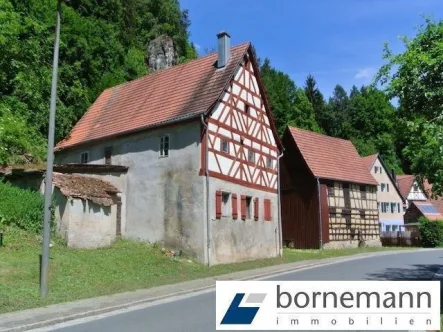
[55,111,204,152]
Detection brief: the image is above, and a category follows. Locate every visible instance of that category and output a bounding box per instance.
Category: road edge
[0,248,439,332]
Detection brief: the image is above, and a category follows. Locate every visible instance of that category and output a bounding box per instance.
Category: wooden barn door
[320,184,330,244]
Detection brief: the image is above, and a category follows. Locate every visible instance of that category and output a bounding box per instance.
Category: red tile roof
[56,43,251,150]
[397,175,415,198]
[361,154,378,170]
[286,127,377,185]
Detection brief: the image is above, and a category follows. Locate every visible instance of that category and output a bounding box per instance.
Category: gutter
[201,114,211,266]
[316,177,323,249]
[277,149,285,257]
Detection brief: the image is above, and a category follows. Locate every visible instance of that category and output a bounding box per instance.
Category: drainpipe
[201,114,211,266]
[316,177,323,249]
[277,149,285,257]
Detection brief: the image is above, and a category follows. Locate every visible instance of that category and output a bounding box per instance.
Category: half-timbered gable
[54,31,281,265]
[281,126,381,249]
[205,51,279,193]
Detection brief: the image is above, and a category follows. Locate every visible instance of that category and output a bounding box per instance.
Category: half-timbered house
[55,32,282,265]
[281,127,381,249]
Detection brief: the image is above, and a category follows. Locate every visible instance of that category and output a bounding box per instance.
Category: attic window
[248,150,255,164]
[80,152,89,164]
[221,139,229,154]
[160,135,170,158]
[244,104,250,114]
[266,156,273,169]
[104,146,112,165]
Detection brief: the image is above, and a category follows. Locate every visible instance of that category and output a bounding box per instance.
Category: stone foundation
[323,238,382,249]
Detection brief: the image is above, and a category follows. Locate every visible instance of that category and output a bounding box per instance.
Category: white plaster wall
[370,158,404,223]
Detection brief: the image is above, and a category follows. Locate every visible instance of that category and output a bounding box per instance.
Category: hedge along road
[32,249,443,332]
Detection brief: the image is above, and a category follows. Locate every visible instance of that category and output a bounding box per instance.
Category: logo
[221,293,267,325]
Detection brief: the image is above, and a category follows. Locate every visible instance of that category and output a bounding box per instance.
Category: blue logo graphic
[221,293,267,325]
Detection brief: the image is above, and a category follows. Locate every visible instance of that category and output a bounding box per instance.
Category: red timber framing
[200,50,280,194]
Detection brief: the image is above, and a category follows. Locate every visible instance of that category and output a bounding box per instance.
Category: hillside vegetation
[0,1,441,193]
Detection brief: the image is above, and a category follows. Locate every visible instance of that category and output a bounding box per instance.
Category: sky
[180,0,443,98]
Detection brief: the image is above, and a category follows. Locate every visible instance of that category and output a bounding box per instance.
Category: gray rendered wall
[55,120,205,261]
[208,177,279,265]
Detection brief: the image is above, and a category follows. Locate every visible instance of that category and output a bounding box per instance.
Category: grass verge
[0,226,408,314]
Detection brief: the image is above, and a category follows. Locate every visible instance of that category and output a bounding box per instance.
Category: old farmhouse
[54,32,283,265]
[281,127,381,249]
[362,154,405,232]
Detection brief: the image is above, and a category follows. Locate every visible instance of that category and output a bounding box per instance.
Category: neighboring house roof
[56,42,280,151]
[286,127,377,185]
[423,179,443,214]
[53,173,120,206]
[396,174,415,198]
[361,154,378,170]
[361,153,405,202]
[411,201,443,220]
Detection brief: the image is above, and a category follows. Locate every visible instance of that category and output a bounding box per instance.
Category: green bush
[418,217,443,248]
[0,182,45,233]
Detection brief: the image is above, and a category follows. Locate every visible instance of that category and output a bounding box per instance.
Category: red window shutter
[232,194,238,219]
[241,195,246,220]
[254,198,259,221]
[264,199,270,221]
[216,191,222,219]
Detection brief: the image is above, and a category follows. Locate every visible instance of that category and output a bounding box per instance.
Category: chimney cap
[217,31,231,38]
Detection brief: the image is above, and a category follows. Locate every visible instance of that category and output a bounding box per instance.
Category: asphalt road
[47,250,443,332]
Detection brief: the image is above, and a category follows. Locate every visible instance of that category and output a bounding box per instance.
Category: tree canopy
[377,18,443,194]
[0,0,196,165]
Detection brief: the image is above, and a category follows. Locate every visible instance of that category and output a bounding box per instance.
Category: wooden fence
[380,230,421,247]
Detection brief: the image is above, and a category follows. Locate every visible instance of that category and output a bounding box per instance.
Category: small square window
[248,150,255,163]
[381,183,386,192]
[266,156,273,169]
[221,139,229,154]
[160,135,170,157]
[222,192,230,216]
[374,166,379,173]
[246,196,252,219]
[80,152,89,164]
[104,146,112,165]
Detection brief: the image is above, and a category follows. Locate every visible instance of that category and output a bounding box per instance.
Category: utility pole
[40,0,62,297]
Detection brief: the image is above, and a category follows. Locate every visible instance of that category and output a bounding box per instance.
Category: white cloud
[355,67,376,80]
[194,43,201,50]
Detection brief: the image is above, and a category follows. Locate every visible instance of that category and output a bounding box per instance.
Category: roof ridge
[106,42,251,92]
[288,126,354,144]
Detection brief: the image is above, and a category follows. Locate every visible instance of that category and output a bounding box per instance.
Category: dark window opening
[104,147,112,165]
[360,185,367,199]
[327,184,335,197]
[245,104,250,114]
[221,139,229,154]
[360,210,366,219]
[246,196,252,219]
[80,152,89,164]
[266,156,273,169]
[160,135,170,157]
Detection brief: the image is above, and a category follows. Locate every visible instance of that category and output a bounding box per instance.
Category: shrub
[418,217,443,248]
[0,182,46,233]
